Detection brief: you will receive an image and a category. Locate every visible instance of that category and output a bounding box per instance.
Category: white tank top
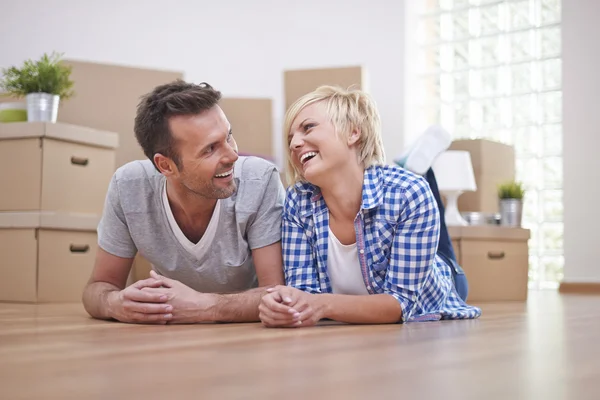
[327,226,369,295]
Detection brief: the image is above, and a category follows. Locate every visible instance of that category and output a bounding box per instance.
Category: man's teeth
[215,169,233,177]
[300,152,318,164]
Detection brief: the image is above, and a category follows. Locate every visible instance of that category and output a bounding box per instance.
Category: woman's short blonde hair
[283,85,386,184]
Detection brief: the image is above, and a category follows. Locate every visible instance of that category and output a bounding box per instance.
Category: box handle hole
[70,244,90,253]
[487,251,505,260]
[71,156,89,166]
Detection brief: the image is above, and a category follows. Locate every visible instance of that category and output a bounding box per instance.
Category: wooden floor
[1,291,600,400]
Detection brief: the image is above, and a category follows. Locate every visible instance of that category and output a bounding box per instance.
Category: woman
[259,86,481,327]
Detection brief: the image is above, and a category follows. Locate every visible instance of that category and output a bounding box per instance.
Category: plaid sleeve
[383,176,440,322]
[282,190,321,294]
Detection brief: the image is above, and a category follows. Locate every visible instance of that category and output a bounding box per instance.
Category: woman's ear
[347,128,361,146]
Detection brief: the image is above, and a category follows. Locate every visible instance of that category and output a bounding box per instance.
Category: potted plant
[0,52,74,123]
[497,180,525,227]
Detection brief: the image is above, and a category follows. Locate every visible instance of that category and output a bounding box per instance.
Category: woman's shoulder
[367,164,429,194]
[283,181,317,212]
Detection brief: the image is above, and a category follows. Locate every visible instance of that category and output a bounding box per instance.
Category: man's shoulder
[111,159,163,204]
[234,156,278,182]
[114,159,161,182]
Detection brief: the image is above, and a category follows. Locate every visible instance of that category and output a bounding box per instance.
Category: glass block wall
[413,0,562,288]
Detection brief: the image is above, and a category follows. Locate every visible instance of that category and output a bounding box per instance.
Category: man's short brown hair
[134,80,222,171]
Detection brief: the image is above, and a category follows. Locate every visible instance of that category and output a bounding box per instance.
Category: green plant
[0,52,74,99]
[498,180,525,200]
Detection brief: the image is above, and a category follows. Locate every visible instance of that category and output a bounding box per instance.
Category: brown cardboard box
[60,60,183,170]
[219,98,274,160]
[449,225,530,302]
[0,122,118,214]
[284,66,366,110]
[449,139,515,213]
[0,212,99,303]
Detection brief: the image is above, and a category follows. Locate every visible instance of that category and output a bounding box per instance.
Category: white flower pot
[26,93,60,122]
[499,198,523,227]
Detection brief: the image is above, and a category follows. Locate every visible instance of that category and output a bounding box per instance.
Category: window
[410,0,562,288]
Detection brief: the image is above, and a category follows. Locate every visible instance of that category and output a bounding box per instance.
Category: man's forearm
[82,282,119,320]
[207,286,272,323]
[313,293,403,324]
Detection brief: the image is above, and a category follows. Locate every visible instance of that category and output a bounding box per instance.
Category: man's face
[168,106,239,199]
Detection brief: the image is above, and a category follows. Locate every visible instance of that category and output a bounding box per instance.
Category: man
[82,80,285,324]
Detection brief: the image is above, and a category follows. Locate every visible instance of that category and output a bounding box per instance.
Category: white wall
[562,0,600,283]
[0,0,405,167]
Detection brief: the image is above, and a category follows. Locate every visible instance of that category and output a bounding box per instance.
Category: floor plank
[1,291,600,399]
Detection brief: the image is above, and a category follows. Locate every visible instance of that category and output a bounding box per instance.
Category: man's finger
[132,278,164,290]
[129,311,173,323]
[123,287,169,303]
[150,270,173,288]
[124,301,173,315]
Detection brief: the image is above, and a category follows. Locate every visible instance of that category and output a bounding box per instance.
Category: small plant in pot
[0,52,74,123]
[497,180,525,227]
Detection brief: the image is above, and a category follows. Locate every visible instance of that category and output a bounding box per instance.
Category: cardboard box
[0,212,99,303]
[219,98,274,161]
[284,66,367,110]
[60,60,183,170]
[449,226,530,302]
[0,122,118,214]
[449,139,515,213]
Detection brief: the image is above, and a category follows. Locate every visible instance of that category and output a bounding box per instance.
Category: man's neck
[166,179,217,243]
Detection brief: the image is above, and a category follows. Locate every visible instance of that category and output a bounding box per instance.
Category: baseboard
[559,282,600,294]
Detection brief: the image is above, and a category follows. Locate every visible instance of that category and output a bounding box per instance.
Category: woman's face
[287,102,358,185]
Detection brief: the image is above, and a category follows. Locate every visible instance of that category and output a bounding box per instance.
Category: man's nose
[225,141,239,163]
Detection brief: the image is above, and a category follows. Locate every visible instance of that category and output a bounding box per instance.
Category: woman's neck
[320,162,364,222]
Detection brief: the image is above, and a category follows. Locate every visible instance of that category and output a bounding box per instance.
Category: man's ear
[154,153,178,176]
[347,127,361,146]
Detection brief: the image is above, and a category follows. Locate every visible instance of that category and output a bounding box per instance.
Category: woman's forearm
[313,293,402,324]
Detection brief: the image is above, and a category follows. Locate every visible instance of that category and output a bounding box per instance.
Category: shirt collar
[293,165,385,214]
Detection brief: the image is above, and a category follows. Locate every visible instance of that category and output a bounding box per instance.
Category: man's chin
[212,180,237,199]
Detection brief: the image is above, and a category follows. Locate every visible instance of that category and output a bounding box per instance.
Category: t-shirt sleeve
[97,174,137,258]
[246,168,285,249]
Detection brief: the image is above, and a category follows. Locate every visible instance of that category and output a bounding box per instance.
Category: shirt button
[359,249,364,254]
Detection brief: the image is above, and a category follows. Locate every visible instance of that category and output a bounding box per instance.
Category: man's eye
[205,145,214,154]
[227,132,233,141]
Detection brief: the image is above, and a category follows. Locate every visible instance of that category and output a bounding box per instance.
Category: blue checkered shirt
[282,165,482,322]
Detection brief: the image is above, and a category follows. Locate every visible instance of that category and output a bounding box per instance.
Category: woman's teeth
[300,152,318,164]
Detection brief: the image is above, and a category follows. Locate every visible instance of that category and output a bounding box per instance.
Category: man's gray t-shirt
[97,156,284,293]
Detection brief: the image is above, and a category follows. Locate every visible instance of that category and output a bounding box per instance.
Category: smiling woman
[258,85,481,328]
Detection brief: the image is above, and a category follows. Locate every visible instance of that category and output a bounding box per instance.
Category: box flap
[0,211,99,231]
[0,122,119,149]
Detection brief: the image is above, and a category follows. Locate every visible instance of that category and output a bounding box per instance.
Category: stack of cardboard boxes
[447,138,530,302]
[0,122,118,302]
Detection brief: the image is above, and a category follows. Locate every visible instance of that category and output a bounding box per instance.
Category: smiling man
[82,80,285,325]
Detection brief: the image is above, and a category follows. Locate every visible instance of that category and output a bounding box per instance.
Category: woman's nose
[289,134,303,150]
